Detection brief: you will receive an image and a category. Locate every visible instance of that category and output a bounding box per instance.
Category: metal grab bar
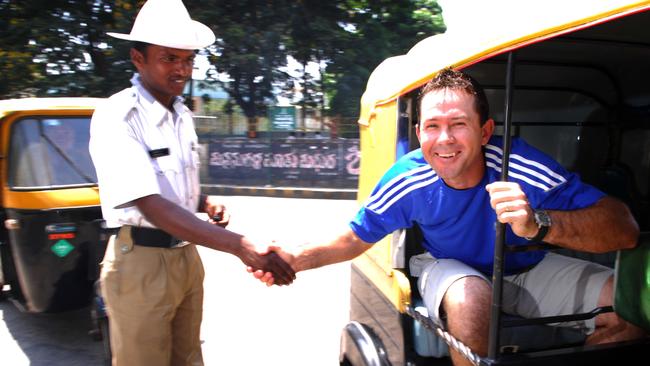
[502,306,614,327]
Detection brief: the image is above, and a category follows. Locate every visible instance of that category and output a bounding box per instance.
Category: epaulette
[105,87,139,120]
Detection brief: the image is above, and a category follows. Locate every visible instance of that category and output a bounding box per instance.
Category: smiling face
[131,44,195,109]
[417,88,494,189]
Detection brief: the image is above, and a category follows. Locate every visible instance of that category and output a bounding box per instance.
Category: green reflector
[51,239,75,258]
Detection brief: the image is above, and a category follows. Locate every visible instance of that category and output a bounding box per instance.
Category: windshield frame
[6,115,97,191]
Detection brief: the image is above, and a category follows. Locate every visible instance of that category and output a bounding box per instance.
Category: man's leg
[101,235,176,366]
[170,245,205,366]
[586,276,646,344]
[505,252,646,341]
[443,276,492,366]
[418,258,491,366]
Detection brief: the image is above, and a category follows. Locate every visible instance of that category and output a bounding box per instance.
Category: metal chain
[406,306,483,366]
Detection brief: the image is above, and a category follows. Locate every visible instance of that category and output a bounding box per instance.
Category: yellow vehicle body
[0,100,102,209]
[0,97,106,313]
[343,1,650,365]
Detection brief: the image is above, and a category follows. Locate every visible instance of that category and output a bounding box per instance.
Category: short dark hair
[132,41,151,56]
[418,68,490,125]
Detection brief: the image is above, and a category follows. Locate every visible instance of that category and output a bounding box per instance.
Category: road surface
[0,196,359,366]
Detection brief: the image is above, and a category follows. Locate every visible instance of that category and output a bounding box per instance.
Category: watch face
[535,210,552,227]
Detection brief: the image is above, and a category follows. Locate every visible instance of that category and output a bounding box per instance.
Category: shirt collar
[130,74,188,126]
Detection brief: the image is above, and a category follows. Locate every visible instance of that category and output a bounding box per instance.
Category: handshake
[206,202,366,288]
[240,241,300,286]
[206,201,301,286]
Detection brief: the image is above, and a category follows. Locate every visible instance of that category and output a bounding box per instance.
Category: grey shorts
[413,252,612,334]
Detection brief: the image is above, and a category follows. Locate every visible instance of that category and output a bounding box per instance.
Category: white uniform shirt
[89,74,201,228]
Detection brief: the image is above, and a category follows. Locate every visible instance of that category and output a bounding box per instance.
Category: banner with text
[206,138,359,188]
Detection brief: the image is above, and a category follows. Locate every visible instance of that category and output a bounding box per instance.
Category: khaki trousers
[100,227,205,366]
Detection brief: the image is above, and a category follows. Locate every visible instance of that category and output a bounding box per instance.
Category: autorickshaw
[340,1,650,365]
[0,97,107,314]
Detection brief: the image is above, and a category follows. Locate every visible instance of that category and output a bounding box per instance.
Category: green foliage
[1,0,446,124]
[326,0,446,118]
[0,0,142,98]
[186,0,291,123]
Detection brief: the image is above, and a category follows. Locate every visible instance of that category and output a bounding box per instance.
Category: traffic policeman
[89,1,295,365]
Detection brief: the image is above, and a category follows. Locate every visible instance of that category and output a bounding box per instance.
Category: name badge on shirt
[148,148,170,158]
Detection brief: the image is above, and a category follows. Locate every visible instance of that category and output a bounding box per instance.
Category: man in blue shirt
[255,68,645,365]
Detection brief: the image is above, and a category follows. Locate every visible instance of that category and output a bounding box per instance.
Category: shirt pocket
[152,154,180,175]
[187,143,201,198]
[190,149,200,172]
[151,153,182,203]
[188,141,201,168]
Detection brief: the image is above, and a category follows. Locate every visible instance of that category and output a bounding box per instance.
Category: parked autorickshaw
[0,97,107,314]
[340,1,650,365]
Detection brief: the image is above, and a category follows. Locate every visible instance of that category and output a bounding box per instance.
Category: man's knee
[443,275,492,312]
[442,276,492,356]
[442,275,492,336]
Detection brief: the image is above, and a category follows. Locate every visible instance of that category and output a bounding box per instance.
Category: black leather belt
[127,226,183,248]
[104,226,184,248]
[130,226,183,248]
[104,227,121,236]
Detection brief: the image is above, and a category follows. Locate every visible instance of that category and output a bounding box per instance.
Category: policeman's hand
[239,241,296,286]
[264,252,296,286]
[248,244,297,287]
[485,181,538,238]
[204,196,230,228]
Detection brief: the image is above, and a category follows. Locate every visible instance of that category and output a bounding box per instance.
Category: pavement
[0,195,358,366]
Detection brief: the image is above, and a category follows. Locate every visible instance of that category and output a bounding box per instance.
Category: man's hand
[248,244,297,286]
[247,230,371,287]
[485,181,539,238]
[204,196,230,228]
[238,241,296,286]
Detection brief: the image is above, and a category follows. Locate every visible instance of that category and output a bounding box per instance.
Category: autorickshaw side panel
[358,100,399,200]
[356,100,398,280]
[346,264,405,366]
[344,100,417,365]
[355,99,416,310]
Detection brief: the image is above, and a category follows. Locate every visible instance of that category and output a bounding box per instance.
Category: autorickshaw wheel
[0,242,15,302]
[0,258,4,301]
[0,241,5,301]
[339,357,353,366]
[0,241,24,303]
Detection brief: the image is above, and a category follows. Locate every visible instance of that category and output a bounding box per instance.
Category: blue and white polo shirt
[350,135,605,275]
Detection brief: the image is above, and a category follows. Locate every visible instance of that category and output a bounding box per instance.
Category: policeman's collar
[130,74,186,125]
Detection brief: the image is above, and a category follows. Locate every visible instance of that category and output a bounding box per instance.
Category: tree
[326,0,446,121]
[1,0,446,128]
[0,0,140,98]
[189,0,444,137]
[187,0,293,137]
[281,1,349,130]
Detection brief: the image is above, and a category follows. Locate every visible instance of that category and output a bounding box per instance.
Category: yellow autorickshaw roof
[359,0,650,126]
[0,97,104,119]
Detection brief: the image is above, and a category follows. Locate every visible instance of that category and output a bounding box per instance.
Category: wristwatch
[526,209,552,242]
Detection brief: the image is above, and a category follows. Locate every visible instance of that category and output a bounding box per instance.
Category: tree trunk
[301,62,307,132]
[247,115,258,138]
